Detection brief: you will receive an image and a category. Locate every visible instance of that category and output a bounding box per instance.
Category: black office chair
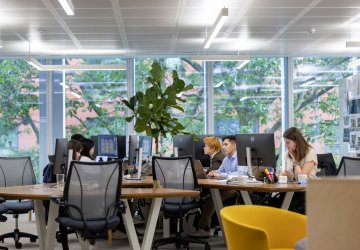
[0,157,38,249]
[317,153,337,176]
[0,205,9,250]
[336,156,360,176]
[152,156,210,250]
[54,160,125,247]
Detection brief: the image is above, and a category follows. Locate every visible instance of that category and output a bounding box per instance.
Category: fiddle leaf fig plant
[122,62,193,153]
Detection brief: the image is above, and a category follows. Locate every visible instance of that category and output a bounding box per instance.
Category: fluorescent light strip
[192,54,249,61]
[0,40,3,48]
[348,59,360,69]
[58,0,74,15]
[346,41,360,48]
[26,57,126,71]
[204,8,228,49]
[59,82,69,89]
[26,57,44,70]
[70,91,81,98]
[237,60,250,70]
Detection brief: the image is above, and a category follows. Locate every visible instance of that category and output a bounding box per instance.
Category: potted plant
[122,62,193,154]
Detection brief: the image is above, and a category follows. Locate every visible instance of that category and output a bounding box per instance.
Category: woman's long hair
[283,127,312,162]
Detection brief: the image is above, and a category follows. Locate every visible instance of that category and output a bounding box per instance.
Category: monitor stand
[126,148,143,180]
[246,147,253,177]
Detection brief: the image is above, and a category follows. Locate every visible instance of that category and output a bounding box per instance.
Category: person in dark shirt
[203,136,225,174]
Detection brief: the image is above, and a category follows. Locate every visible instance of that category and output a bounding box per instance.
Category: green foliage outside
[0,59,40,181]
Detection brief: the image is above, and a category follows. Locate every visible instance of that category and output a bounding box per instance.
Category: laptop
[194,160,207,179]
[194,160,226,180]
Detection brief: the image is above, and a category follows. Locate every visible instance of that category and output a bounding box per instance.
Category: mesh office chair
[317,153,337,176]
[0,205,9,250]
[54,160,125,247]
[336,156,360,176]
[152,156,210,250]
[0,157,38,249]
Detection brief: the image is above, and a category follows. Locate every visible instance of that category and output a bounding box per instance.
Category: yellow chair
[220,205,307,250]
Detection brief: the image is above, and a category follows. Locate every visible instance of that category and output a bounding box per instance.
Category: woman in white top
[277,127,317,215]
[282,127,318,180]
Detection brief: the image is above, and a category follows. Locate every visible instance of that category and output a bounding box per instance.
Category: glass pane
[134,58,206,154]
[213,58,282,148]
[0,59,41,181]
[64,58,127,138]
[293,57,352,160]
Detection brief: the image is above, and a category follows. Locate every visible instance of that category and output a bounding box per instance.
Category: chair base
[152,235,210,250]
[0,229,37,249]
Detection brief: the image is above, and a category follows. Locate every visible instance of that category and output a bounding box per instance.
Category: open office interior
[0,0,359,180]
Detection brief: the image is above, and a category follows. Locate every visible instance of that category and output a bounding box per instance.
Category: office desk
[122,176,153,188]
[0,184,199,250]
[198,179,306,237]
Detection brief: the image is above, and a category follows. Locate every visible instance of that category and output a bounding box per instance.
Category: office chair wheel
[0,237,3,243]
[175,242,181,249]
[205,244,211,250]
[30,236,37,243]
[15,242,22,249]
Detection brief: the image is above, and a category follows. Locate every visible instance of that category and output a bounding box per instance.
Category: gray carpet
[0,214,227,249]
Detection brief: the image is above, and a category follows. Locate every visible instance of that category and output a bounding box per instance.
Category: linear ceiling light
[204,7,228,49]
[348,59,360,69]
[58,0,74,15]
[26,57,44,70]
[26,57,126,71]
[192,54,249,61]
[236,60,250,70]
[0,40,3,49]
[346,41,360,48]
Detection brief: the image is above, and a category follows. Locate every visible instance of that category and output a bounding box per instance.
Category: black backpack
[43,163,56,183]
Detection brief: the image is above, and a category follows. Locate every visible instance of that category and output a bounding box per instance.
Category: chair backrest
[0,157,36,187]
[336,156,360,176]
[220,205,307,250]
[317,153,337,176]
[64,160,122,220]
[152,156,197,205]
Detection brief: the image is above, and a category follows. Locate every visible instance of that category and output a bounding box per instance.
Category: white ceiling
[1,0,360,57]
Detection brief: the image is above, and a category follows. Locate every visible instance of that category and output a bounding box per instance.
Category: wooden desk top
[0,183,199,200]
[198,179,306,192]
[122,175,153,187]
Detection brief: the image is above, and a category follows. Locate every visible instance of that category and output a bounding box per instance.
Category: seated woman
[278,127,318,214]
[282,127,318,180]
[79,138,95,162]
[203,136,225,174]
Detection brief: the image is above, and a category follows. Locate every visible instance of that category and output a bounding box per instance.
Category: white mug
[298,174,308,184]
[278,175,287,184]
[237,175,247,185]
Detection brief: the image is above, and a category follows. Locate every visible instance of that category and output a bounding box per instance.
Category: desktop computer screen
[128,135,139,166]
[173,135,195,158]
[53,138,68,174]
[97,135,118,158]
[139,136,152,159]
[236,133,276,171]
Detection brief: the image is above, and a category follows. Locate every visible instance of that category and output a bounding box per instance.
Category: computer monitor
[128,135,139,166]
[91,135,98,157]
[53,138,68,174]
[173,135,195,158]
[139,136,152,159]
[97,135,118,158]
[117,136,126,159]
[236,133,276,171]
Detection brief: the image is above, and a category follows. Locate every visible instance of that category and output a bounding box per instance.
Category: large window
[0,59,41,180]
[213,58,283,150]
[293,57,352,157]
[64,58,128,138]
[135,58,206,154]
